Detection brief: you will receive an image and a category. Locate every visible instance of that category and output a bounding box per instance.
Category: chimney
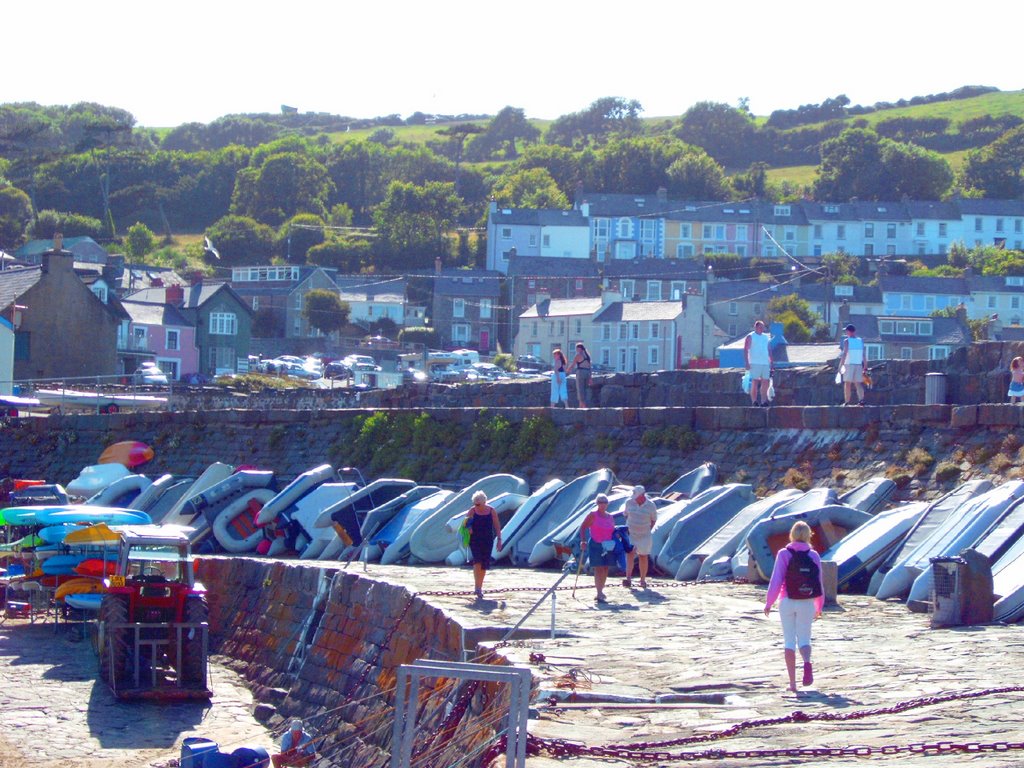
[601,289,622,307]
[580,202,590,218]
[837,300,851,331]
[434,257,442,275]
[166,284,184,305]
[574,182,584,208]
[955,302,967,325]
[656,186,667,203]
[40,232,71,274]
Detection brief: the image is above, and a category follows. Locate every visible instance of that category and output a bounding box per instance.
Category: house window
[480,299,492,320]
[528,234,537,247]
[729,301,738,316]
[975,217,983,232]
[939,222,948,237]
[896,320,917,335]
[670,281,685,300]
[837,225,846,240]
[813,245,822,256]
[887,223,897,238]
[997,218,1005,232]
[929,346,950,360]
[92,285,108,303]
[864,223,874,238]
[558,320,565,335]
[452,323,470,343]
[650,322,660,339]
[679,223,692,238]
[621,279,635,299]
[916,222,925,236]
[864,244,874,256]
[618,348,627,371]
[900,295,912,310]
[646,281,662,301]
[784,228,795,241]
[501,227,512,239]
[736,224,748,239]
[574,319,582,335]
[716,225,726,239]
[209,312,237,336]
[813,224,822,239]
[640,219,656,244]
[617,218,631,238]
[866,344,884,361]
[14,331,29,361]
[575,279,584,291]
[542,234,550,247]
[702,224,712,239]
[924,296,935,311]
[531,321,537,337]
[988,296,997,309]
[917,321,933,335]
[727,323,737,337]
[649,346,659,366]
[880,320,895,334]
[677,244,694,258]
[601,348,611,366]
[736,245,747,256]
[774,205,791,216]
[251,296,259,311]
[631,323,639,339]
[753,302,763,315]
[602,324,611,341]
[939,244,947,255]
[619,323,628,340]
[293,293,303,310]
[901,347,914,359]
[1012,297,1021,310]
[834,285,853,297]
[453,299,465,318]
[886,245,896,256]
[166,329,180,351]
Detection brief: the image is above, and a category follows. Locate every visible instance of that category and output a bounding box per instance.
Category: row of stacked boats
[5,458,1024,623]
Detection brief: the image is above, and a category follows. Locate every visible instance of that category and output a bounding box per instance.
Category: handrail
[499,561,576,644]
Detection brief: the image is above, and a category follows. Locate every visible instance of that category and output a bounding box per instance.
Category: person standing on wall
[743,320,773,407]
[838,323,866,406]
[763,521,825,694]
[465,491,502,600]
[550,348,569,408]
[569,343,593,408]
[622,485,657,589]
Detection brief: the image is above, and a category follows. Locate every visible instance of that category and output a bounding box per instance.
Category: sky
[6,0,1022,128]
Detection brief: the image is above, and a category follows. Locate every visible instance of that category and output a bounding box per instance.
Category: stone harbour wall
[197,557,514,765]
[3,403,1024,502]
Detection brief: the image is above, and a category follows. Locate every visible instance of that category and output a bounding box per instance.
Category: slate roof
[878,275,970,295]
[507,255,600,278]
[520,297,603,318]
[957,199,1024,216]
[847,313,971,345]
[433,271,501,298]
[603,258,706,280]
[798,283,883,303]
[967,276,1024,294]
[592,300,683,323]
[121,300,194,327]
[904,201,961,220]
[13,237,107,259]
[706,278,798,304]
[0,266,43,312]
[127,282,251,313]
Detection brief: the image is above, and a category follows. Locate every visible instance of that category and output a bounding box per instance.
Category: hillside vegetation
[1,88,1023,272]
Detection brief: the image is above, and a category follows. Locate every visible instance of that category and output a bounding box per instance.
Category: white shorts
[843,363,864,384]
[629,530,653,556]
[779,597,816,650]
[749,363,771,381]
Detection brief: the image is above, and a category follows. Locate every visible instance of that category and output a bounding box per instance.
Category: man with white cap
[272,719,316,768]
[623,485,658,589]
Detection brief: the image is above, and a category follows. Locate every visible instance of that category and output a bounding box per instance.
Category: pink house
[120,299,199,381]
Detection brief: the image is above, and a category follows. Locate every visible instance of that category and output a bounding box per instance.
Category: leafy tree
[124,221,156,260]
[813,128,885,201]
[237,152,335,226]
[665,149,731,200]
[767,294,823,341]
[367,127,398,146]
[513,144,586,201]
[877,140,953,200]
[369,317,398,338]
[327,203,354,227]
[959,125,1024,198]
[372,181,462,270]
[675,101,759,167]
[590,136,690,193]
[821,252,862,284]
[306,238,371,273]
[490,168,569,208]
[545,97,643,148]
[465,106,540,160]
[303,288,350,335]
[277,213,325,263]
[0,185,32,250]
[30,209,104,239]
[205,215,275,265]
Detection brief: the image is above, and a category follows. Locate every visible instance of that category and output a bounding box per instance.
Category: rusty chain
[419,576,697,599]
[519,685,1024,763]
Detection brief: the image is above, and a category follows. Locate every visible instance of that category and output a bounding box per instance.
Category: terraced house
[486,193,1024,262]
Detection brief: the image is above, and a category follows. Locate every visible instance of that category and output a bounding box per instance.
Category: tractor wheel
[180,597,209,687]
[99,595,131,690]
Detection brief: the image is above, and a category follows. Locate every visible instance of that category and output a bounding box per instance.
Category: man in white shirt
[838,324,866,405]
[743,320,773,407]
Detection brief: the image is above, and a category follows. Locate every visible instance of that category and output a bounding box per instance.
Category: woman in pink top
[763,521,825,693]
[580,493,615,603]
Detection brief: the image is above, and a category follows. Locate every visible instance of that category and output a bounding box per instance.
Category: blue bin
[181,738,219,768]
[232,746,271,767]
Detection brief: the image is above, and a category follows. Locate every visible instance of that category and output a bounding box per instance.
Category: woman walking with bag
[763,521,825,692]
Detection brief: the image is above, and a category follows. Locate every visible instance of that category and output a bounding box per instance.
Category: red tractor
[97,526,211,699]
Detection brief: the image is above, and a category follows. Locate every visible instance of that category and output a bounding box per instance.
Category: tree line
[0,94,1022,271]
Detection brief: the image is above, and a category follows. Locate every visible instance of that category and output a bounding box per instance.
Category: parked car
[402,368,428,384]
[515,354,549,373]
[324,361,351,379]
[132,362,169,386]
[343,354,378,370]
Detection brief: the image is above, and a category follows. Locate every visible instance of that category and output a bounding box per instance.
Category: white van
[450,348,480,367]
